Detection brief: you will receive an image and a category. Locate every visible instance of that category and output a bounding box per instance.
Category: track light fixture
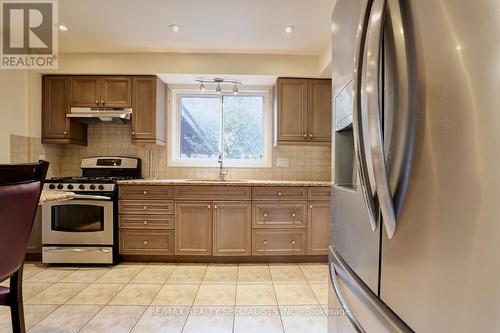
[195,78,242,94]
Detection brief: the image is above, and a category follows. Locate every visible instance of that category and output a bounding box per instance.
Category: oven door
[42,194,114,245]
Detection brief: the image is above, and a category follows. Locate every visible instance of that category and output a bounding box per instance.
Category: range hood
[67,107,132,124]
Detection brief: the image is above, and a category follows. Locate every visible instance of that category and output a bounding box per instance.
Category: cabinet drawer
[119,186,173,200]
[120,230,173,255]
[120,215,173,229]
[119,200,173,215]
[252,187,307,200]
[308,187,331,200]
[252,201,307,228]
[252,229,306,255]
[173,186,251,201]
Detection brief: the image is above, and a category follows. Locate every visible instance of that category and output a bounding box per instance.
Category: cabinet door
[308,79,332,142]
[42,76,69,139]
[101,76,132,107]
[132,76,156,142]
[213,201,251,256]
[70,76,100,107]
[175,201,212,255]
[277,78,308,142]
[307,201,331,255]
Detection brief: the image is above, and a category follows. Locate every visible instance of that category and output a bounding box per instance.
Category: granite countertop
[117,179,331,187]
[39,190,75,205]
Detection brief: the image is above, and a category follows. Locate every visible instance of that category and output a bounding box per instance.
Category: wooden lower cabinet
[252,229,306,255]
[175,201,212,256]
[120,230,173,255]
[213,201,251,256]
[252,201,307,229]
[307,201,331,255]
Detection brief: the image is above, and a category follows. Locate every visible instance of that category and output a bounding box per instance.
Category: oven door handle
[73,194,112,201]
[43,247,112,253]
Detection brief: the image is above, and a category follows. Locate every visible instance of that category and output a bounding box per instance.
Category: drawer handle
[291,212,296,217]
[143,205,148,210]
[143,190,148,195]
[143,220,148,225]
[278,191,283,197]
[291,240,296,245]
[263,240,268,245]
[143,240,148,246]
[263,213,268,218]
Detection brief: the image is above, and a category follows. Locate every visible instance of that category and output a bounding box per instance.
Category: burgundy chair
[0,161,49,333]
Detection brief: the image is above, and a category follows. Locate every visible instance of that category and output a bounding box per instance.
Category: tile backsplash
[10,124,331,181]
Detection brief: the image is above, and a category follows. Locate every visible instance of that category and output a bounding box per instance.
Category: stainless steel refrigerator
[329,0,500,332]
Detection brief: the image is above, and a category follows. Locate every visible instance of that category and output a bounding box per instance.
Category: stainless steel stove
[42,157,141,264]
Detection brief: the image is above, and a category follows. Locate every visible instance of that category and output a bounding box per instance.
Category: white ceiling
[58,0,334,55]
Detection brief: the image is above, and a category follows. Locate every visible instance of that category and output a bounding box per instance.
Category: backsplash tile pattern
[11,124,331,181]
[60,124,331,181]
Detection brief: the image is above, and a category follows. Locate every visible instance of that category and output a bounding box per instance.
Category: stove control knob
[67,184,74,190]
[89,184,96,190]
[98,185,105,190]
[57,184,64,190]
[48,184,56,189]
[79,184,85,190]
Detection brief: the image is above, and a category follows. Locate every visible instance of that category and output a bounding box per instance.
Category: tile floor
[0,262,330,333]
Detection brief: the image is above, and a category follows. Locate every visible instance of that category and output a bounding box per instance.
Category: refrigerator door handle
[330,261,366,333]
[365,0,399,239]
[352,0,378,232]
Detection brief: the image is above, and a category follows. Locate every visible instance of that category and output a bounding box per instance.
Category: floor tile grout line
[180,264,208,333]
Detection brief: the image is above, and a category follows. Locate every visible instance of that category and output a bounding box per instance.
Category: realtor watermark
[1,0,58,68]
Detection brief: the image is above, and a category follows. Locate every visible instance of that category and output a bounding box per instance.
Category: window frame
[167,85,273,168]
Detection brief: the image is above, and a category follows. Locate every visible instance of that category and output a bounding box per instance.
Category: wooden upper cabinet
[308,79,332,142]
[276,77,332,144]
[175,201,212,256]
[132,76,166,145]
[42,75,87,145]
[213,201,251,256]
[70,76,100,107]
[101,76,132,107]
[277,78,308,142]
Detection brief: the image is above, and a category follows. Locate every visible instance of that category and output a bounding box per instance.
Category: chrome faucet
[218,153,228,180]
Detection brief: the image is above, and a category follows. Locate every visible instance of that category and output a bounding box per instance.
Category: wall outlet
[276,157,289,168]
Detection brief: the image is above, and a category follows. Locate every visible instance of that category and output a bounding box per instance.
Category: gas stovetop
[47,176,136,184]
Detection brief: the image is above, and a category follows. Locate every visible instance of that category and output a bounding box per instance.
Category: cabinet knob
[277,191,282,197]
[309,133,313,138]
[143,190,148,195]
[214,205,218,209]
[263,213,268,217]
[101,100,105,105]
[291,240,296,245]
[143,205,147,210]
[303,133,307,138]
[291,212,296,217]
[95,100,99,105]
[143,220,148,225]
[143,240,148,246]
[63,131,68,135]
[309,205,313,209]
[263,240,268,245]
[208,205,211,209]
[132,131,135,135]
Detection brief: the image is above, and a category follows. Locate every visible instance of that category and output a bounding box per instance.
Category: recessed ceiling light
[169,24,180,32]
[58,25,69,32]
[285,26,295,34]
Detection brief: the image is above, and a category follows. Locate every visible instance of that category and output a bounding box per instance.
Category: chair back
[0,161,49,281]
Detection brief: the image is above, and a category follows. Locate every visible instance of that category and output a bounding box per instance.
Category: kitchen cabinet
[213,201,251,256]
[131,76,166,145]
[276,77,332,144]
[42,75,87,145]
[307,201,331,255]
[120,230,173,255]
[70,75,131,108]
[253,229,306,255]
[174,201,213,255]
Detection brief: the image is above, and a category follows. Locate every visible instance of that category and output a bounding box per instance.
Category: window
[168,87,272,168]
